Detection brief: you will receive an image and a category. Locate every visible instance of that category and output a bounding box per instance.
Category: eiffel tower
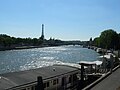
[40,24,44,40]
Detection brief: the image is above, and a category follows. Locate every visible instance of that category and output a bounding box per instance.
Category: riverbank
[0,46,40,51]
[0,45,55,51]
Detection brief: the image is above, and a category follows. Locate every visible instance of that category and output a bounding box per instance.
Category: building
[40,24,45,40]
[0,65,80,90]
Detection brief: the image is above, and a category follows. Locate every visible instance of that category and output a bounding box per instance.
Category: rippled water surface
[0,45,100,74]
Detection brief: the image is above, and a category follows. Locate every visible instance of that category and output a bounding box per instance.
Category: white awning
[80,60,102,65]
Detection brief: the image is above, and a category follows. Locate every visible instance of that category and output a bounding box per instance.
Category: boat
[0,65,81,90]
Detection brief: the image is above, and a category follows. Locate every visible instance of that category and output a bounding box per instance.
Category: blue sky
[0,0,120,40]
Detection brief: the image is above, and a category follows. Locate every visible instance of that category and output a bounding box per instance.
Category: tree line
[0,34,65,49]
[0,34,83,50]
[0,34,44,48]
[92,29,120,50]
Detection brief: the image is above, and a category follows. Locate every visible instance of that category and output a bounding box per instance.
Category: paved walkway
[91,68,120,90]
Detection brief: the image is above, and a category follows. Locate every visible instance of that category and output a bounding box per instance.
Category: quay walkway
[91,67,120,90]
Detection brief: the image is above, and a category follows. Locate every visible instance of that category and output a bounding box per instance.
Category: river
[0,45,100,74]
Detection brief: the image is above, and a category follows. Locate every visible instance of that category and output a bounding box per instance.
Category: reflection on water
[0,45,100,74]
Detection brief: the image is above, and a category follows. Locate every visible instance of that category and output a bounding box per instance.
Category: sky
[0,0,120,41]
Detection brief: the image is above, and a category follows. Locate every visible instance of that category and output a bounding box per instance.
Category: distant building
[40,24,45,40]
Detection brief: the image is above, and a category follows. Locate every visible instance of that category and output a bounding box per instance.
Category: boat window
[47,82,49,87]
[69,75,72,83]
[62,77,66,86]
[53,79,56,85]
[44,81,50,88]
[53,79,59,85]
[31,86,35,90]
[57,79,59,84]
[73,74,77,81]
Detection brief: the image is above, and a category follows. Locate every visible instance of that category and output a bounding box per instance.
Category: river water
[0,45,100,74]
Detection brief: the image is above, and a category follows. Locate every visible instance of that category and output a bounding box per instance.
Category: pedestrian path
[91,67,120,90]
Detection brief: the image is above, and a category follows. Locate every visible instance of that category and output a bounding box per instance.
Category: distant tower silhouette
[40,24,44,40]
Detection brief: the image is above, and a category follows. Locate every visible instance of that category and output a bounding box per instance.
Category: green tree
[118,33,120,49]
[99,29,119,49]
[0,34,13,47]
[32,38,39,45]
[93,37,100,47]
[89,37,93,46]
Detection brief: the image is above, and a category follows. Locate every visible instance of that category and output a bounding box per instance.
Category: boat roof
[0,65,80,90]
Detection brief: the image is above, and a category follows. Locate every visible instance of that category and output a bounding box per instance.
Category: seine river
[0,45,100,74]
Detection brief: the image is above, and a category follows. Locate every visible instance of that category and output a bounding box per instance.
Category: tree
[118,33,120,49]
[99,29,119,49]
[0,34,13,47]
[32,38,39,45]
[89,37,93,46]
[93,37,100,47]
